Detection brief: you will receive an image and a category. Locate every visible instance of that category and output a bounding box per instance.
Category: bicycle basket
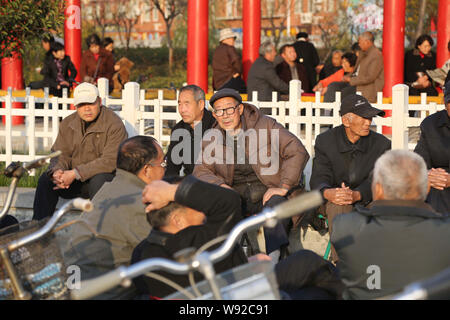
[165,260,280,300]
[0,219,70,300]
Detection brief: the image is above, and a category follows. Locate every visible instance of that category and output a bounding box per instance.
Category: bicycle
[0,153,93,300]
[71,190,324,300]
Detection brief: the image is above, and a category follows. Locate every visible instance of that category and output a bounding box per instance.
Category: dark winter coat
[310,125,391,205]
[275,60,311,93]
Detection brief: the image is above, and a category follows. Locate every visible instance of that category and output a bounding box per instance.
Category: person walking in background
[292,32,320,93]
[80,34,115,91]
[212,28,245,93]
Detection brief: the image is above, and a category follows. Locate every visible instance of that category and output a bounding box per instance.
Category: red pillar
[187,0,209,93]
[65,0,82,83]
[242,0,261,83]
[382,0,405,135]
[1,52,25,125]
[436,0,450,68]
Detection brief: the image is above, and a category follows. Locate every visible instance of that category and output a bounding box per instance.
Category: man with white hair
[331,149,450,300]
[247,40,289,101]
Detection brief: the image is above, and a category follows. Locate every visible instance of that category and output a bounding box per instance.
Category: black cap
[209,88,242,107]
[339,94,385,118]
[444,80,450,104]
[296,32,308,39]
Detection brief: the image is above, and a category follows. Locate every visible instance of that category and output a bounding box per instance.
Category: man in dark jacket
[212,28,245,93]
[193,88,309,260]
[32,83,128,220]
[275,44,310,93]
[293,32,320,93]
[247,41,289,101]
[132,176,344,300]
[310,94,391,260]
[414,82,450,214]
[41,42,77,97]
[332,149,450,300]
[165,85,215,177]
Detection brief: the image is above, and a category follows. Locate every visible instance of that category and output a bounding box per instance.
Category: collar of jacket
[68,105,107,134]
[180,108,215,134]
[436,109,450,128]
[146,229,171,246]
[356,199,441,219]
[412,48,433,58]
[84,47,110,59]
[336,125,368,153]
[115,168,147,189]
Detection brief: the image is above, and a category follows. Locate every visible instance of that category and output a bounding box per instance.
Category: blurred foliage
[0,0,65,59]
[405,0,439,49]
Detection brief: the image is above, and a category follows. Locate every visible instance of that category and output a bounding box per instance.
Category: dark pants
[275,249,345,300]
[32,172,114,220]
[241,194,291,255]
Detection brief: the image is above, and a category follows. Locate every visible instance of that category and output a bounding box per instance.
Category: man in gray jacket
[65,135,166,299]
[332,150,450,299]
[247,41,289,101]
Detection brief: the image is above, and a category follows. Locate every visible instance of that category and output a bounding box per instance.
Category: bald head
[372,150,428,201]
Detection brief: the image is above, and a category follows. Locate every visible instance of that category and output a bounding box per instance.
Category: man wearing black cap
[414,81,450,214]
[292,32,320,93]
[193,88,310,261]
[310,94,391,260]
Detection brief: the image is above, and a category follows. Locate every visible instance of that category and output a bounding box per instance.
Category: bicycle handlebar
[7,198,93,252]
[393,267,450,300]
[23,150,62,171]
[71,191,323,300]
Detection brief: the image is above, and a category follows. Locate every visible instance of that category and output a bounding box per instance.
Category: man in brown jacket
[212,28,245,92]
[342,31,384,103]
[32,82,128,220]
[193,88,309,260]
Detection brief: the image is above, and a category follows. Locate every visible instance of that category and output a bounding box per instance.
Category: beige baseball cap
[73,82,99,107]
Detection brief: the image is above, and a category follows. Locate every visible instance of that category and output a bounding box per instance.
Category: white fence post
[121,82,140,137]
[97,78,109,106]
[5,88,13,165]
[391,84,409,150]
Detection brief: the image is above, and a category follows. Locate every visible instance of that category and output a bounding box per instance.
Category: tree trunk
[166,21,173,72]
[415,0,427,41]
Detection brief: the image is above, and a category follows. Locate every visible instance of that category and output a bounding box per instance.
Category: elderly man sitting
[331,150,450,300]
[309,94,391,261]
[193,88,309,260]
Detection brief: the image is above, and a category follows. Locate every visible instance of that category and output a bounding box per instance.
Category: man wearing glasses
[193,88,309,261]
[65,135,167,299]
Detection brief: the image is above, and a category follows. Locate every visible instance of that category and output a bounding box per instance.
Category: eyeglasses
[148,159,167,168]
[213,103,241,117]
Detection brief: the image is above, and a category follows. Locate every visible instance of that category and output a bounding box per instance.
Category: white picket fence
[0,78,445,170]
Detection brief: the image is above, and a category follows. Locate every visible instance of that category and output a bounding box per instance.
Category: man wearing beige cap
[32,82,128,220]
[212,28,245,92]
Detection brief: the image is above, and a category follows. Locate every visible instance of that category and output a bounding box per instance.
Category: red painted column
[187,0,209,93]
[65,0,82,83]
[242,0,261,83]
[436,0,450,68]
[382,0,405,134]
[1,51,25,125]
